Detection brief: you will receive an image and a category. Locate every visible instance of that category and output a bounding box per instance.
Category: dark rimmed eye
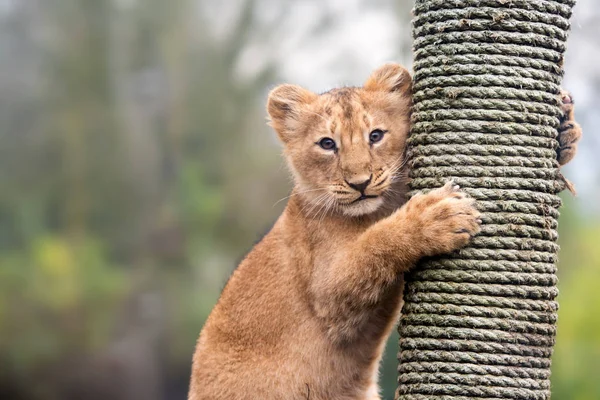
[369,129,387,144]
[317,137,336,151]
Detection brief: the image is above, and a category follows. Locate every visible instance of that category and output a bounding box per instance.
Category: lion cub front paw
[406,181,481,257]
[557,90,582,166]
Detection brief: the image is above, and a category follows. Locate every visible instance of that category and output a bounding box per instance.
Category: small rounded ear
[267,84,317,142]
[364,63,412,95]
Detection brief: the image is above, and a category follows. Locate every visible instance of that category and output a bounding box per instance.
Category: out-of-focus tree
[0,0,370,398]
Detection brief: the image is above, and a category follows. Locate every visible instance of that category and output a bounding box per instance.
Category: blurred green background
[0,0,598,399]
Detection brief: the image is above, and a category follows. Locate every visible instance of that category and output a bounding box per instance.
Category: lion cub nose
[345,174,372,193]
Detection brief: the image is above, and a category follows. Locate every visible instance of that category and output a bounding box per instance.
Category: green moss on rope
[396,0,577,399]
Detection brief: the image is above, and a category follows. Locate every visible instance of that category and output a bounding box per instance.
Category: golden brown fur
[189,64,581,400]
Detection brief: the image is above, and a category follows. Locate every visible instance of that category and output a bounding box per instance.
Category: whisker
[310,199,327,220]
[313,198,328,223]
[320,195,336,220]
[393,169,410,179]
[382,187,408,204]
[303,192,330,219]
[299,193,322,216]
[389,156,409,177]
[371,175,389,189]
[319,197,335,224]
[397,156,410,171]
[316,195,336,224]
[384,188,406,199]
[390,166,410,183]
[272,188,327,207]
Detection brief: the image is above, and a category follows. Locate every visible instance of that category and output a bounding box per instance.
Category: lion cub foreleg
[310,182,481,344]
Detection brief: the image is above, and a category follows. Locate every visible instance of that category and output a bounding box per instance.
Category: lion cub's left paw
[557,90,582,166]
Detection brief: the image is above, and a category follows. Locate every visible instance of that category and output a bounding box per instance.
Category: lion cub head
[267,63,412,217]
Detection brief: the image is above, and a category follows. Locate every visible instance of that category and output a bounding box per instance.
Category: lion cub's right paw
[406,181,481,257]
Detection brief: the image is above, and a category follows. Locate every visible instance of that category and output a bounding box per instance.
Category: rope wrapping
[397,1,576,399]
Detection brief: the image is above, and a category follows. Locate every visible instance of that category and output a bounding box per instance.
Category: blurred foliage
[0,0,598,399]
[550,200,600,400]
[0,0,287,398]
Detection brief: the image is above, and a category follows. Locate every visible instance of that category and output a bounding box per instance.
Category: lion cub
[189,64,580,400]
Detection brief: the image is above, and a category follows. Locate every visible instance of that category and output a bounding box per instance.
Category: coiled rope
[397,1,576,399]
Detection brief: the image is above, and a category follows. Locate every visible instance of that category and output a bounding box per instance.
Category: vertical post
[397,1,576,399]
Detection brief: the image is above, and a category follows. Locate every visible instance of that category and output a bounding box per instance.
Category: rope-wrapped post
[397,1,576,399]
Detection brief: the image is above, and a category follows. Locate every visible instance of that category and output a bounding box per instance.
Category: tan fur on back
[188,64,483,400]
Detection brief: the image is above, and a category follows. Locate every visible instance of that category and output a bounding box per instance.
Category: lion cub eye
[369,129,387,144]
[317,137,337,151]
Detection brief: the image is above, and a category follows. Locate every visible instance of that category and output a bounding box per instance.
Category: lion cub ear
[364,63,411,96]
[267,84,317,143]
